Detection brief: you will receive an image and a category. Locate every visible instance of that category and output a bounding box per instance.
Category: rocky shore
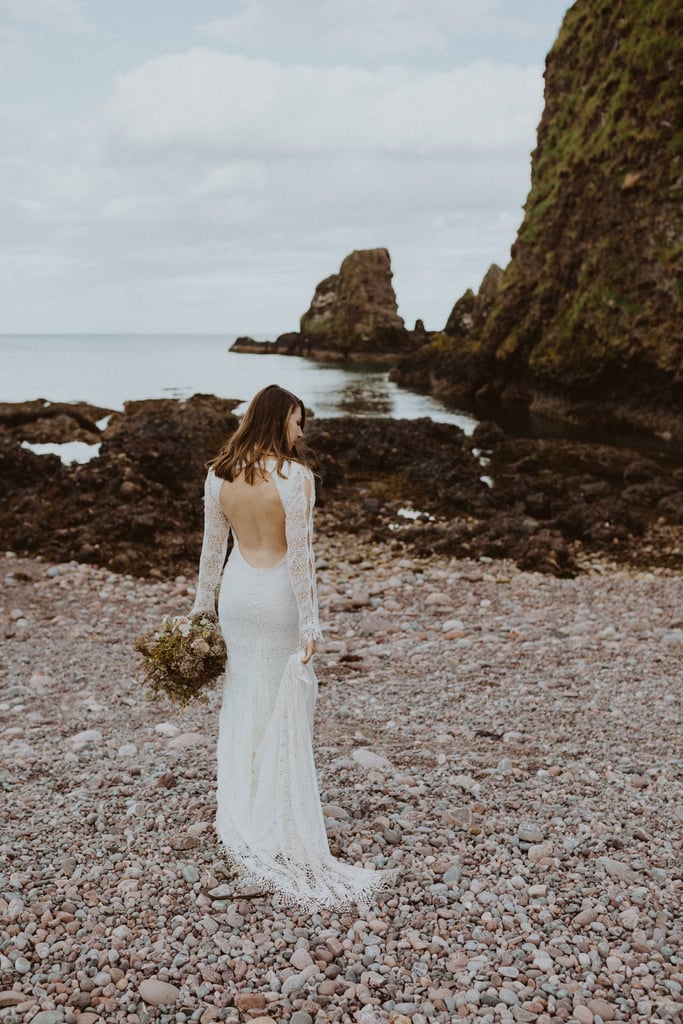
[1,532,682,1024]
[1,397,682,580]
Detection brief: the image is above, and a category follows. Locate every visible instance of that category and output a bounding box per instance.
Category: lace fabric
[191,460,392,910]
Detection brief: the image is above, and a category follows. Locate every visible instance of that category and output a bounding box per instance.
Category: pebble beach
[1,535,682,1024]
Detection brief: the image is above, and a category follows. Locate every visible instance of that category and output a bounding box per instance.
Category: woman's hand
[301,638,316,664]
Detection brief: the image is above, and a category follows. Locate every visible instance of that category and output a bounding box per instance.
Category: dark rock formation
[3,398,681,577]
[231,250,425,360]
[393,0,683,437]
[299,248,414,359]
[0,399,114,443]
[0,395,240,576]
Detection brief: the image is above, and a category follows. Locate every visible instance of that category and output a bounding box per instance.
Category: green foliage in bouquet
[134,613,227,707]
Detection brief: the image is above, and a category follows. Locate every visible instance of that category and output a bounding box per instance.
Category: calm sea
[1,333,476,431]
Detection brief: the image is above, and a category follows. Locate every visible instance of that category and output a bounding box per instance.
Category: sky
[0,0,571,335]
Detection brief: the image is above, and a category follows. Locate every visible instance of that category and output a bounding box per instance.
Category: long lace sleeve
[285,465,323,646]
[190,471,230,617]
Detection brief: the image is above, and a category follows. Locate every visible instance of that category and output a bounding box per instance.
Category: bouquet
[134,612,227,707]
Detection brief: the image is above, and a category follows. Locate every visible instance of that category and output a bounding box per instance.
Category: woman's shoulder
[204,466,224,500]
[267,458,312,481]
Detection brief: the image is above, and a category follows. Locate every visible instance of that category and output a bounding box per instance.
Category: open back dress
[191,457,390,910]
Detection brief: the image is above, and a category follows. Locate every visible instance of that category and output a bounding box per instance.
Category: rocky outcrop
[0,399,114,443]
[0,395,240,576]
[393,0,683,437]
[299,248,413,359]
[233,249,419,361]
[1,398,681,577]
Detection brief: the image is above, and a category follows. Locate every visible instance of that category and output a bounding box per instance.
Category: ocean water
[1,333,476,431]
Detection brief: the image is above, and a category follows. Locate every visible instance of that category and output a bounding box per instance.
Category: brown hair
[211,384,310,484]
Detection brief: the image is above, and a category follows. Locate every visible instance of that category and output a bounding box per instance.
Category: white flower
[173,616,192,638]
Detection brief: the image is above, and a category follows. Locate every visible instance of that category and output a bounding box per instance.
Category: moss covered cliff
[396,0,683,430]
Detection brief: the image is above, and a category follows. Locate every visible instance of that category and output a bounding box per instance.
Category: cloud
[0,42,548,331]
[106,48,542,158]
[0,0,92,33]
[0,26,29,77]
[197,0,541,60]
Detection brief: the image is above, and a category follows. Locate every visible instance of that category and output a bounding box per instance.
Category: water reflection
[315,377,393,417]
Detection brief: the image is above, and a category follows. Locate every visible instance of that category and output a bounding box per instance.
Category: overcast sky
[1,0,570,335]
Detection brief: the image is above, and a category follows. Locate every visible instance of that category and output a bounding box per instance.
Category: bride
[190,384,390,910]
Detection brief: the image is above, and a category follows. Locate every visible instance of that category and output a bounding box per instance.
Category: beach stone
[290,1013,314,1024]
[31,1014,65,1024]
[596,856,639,883]
[573,907,598,928]
[182,864,200,884]
[248,1019,277,1024]
[14,957,30,974]
[352,747,391,770]
[139,978,180,1006]
[443,863,462,885]
[67,728,103,751]
[619,906,639,929]
[518,823,544,844]
[291,948,314,970]
[527,840,553,862]
[117,742,137,757]
[322,803,350,820]
[282,972,308,997]
[443,805,472,826]
[0,992,25,1008]
[155,722,180,737]
[573,1007,593,1024]
[587,997,617,1020]
[234,992,267,1010]
[168,731,208,749]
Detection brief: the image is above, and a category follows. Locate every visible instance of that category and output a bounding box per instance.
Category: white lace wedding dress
[191,458,390,910]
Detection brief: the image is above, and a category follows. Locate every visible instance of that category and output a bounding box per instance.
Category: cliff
[394,0,683,435]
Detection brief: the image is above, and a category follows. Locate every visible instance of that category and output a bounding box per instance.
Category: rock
[14,957,30,974]
[282,972,308,997]
[518,823,544,844]
[596,856,639,884]
[290,1013,314,1024]
[352,747,392,771]
[155,722,180,737]
[290,949,314,970]
[573,907,598,928]
[139,978,180,1006]
[30,1014,65,1024]
[0,992,25,1007]
[443,863,462,886]
[587,997,617,1021]
[234,992,267,1010]
[527,840,554,862]
[168,731,209,749]
[182,865,200,884]
[322,803,350,820]
[619,906,639,929]
[67,728,103,751]
[572,1007,593,1024]
[296,248,415,359]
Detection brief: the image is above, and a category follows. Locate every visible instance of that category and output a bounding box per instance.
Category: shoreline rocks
[1,397,682,579]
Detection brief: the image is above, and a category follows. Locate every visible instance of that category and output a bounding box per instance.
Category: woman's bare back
[219,468,286,568]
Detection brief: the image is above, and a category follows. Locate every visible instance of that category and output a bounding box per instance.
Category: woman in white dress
[190,385,389,911]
